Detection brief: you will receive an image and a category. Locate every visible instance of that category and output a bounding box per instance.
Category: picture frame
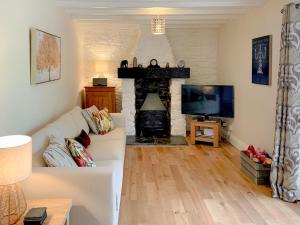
[252,35,272,85]
[30,28,61,84]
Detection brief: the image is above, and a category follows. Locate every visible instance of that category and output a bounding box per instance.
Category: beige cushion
[43,136,77,167]
[87,139,125,161]
[54,113,79,138]
[82,105,100,134]
[68,107,90,134]
[87,129,126,161]
[89,128,125,143]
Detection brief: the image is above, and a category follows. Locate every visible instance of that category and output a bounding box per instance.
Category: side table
[18,199,72,225]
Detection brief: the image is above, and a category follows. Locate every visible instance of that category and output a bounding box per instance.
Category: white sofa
[22,106,126,225]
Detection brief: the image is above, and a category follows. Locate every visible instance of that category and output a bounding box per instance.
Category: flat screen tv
[182,85,234,118]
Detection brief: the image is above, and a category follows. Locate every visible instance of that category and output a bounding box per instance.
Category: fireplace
[118,68,190,141]
[135,78,170,137]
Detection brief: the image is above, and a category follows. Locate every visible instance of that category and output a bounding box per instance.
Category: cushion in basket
[66,138,96,167]
[43,135,78,167]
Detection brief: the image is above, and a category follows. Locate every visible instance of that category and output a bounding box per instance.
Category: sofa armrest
[111,113,125,128]
[22,166,118,225]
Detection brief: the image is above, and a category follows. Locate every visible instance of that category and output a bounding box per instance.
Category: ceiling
[57,0,267,27]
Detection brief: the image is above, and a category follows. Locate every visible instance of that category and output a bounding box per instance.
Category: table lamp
[0,135,32,225]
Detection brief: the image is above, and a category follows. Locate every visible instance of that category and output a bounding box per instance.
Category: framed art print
[30,28,61,84]
[252,35,272,85]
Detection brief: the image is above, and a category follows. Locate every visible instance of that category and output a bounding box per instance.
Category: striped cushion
[43,136,77,167]
[81,105,99,134]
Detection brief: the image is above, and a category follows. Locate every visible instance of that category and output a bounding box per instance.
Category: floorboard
[119,140,300,225]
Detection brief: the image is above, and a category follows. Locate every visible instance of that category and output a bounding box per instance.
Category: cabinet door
[86,92,115,112]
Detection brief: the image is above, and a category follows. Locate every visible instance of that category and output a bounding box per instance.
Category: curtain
[271,3,300,203]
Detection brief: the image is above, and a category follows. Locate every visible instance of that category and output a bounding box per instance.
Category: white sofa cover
[22,107,126,225]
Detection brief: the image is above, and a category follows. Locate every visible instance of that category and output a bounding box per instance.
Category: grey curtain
[271,3,300,203]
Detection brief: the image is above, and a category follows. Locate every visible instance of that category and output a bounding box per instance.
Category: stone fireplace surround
[118,68,190,137]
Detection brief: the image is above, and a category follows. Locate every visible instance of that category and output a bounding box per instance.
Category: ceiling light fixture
[151,16,165,35]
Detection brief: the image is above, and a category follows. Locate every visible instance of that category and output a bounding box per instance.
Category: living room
[1,0,300,225]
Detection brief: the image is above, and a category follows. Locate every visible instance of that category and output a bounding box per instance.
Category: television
[181,85,234,118]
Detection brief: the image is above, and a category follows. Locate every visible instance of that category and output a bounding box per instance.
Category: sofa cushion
[75,129,91,148]
[92,108,114,135]
[54,114,79,139]
[89,128,125,143]
[66,139,96,167]
[32,124,64,167]
[68,107,90,134]
[87,137,125,162]
[43,136,78,167]
[82,105,99,134]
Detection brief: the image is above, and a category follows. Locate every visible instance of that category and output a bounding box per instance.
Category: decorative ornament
[138,64,143,68]
[177,60,185,68]
[166,62,170,68]
[120,60,128,68]
[148,59,160,68]
[133,57,137,68]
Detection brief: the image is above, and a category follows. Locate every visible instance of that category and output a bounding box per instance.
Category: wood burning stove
[136,111,170,137]
[135,79,171,137]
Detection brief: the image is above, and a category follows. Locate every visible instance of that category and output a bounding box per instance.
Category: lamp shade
[151,16,165,35]
[0,135,32,185]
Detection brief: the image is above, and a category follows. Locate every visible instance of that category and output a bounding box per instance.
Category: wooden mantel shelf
[118,67,190,79]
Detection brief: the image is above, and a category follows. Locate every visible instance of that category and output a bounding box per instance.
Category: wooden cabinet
[84,86,116,113]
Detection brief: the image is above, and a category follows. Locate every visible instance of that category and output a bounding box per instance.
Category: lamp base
[0,184,27,225]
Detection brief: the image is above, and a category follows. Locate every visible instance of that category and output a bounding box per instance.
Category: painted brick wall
[167,28,219,129]
[79,24,219,113]
[167,28,219,85]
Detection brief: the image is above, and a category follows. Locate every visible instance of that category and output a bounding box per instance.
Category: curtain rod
[281,3,300,13]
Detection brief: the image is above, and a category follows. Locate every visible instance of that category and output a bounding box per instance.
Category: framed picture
[252,35,272,85]
[30,28,61,84]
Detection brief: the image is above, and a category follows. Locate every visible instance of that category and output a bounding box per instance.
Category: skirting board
[226,134,248,151]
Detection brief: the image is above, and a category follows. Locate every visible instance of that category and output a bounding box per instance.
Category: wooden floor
[119,141,300,225]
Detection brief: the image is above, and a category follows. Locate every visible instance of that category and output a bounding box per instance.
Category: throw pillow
[92,108,114,135]
[43,135,78,167]
[81,105,100,134]
[66,139,96,167]
[75,129,91,148]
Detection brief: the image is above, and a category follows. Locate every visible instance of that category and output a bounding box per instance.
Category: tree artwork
[30,29,61,84]
[36,33,60,79]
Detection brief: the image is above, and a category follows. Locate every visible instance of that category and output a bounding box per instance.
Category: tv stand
[190,120,221,147]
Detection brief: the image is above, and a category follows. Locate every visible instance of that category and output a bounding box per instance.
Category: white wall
[0,0,81,136]
[167,28,219,85]
[77,23,140,113]
[168,28,219,129]
[78,24,220,115]
[218,0,293,151]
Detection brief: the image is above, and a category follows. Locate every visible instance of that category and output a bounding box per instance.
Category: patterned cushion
[43,135,78,167]
[81,105,100,134]
[92,108,114,135]
[66,139,96,167]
